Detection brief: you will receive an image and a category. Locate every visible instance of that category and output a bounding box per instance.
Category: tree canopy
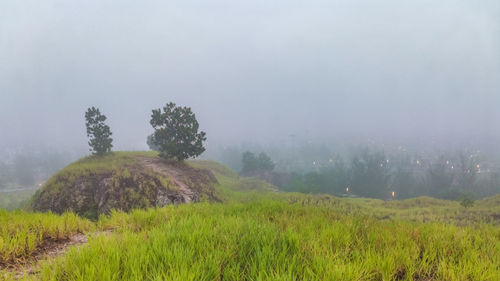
[241,151,275,175]
[85,107,113,155]
[149,102,206,161]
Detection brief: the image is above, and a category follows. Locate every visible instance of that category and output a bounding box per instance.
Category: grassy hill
[29,152,220,219]
[1,152,499,280]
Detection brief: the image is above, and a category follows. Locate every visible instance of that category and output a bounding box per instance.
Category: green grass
[5,201,498,281]
[0,210,91,266]
[189,160,278,203]
[344,195,500,225]
[70,151,159,171]
[1,154,499,280]
[194,158,500,225]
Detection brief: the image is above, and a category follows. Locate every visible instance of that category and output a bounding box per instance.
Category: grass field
[0,211,91,266]
[1,154,499,280]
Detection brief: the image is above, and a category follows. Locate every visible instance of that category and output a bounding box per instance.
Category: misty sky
[1,0,500,150]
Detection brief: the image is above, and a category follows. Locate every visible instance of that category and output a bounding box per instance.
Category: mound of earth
[30,152,219,219]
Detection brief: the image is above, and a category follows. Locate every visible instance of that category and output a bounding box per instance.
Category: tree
[241,151,275,175]
[241,152,259,174]
[319,156,350,194]
[350,149,390,198]
[150,102,206,161]
[424,156,454,198]
[460,197,474,208]
[258,152,275,172]
[391,167,420,199]
[85,107,113,155]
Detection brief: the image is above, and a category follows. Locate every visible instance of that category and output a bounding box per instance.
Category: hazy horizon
[2,1,500,151]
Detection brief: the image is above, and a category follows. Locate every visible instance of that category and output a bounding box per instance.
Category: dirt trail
[137,157,196,203]
[1,233,86,279]
[2,231,111,279]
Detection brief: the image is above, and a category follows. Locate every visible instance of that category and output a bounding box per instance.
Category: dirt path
[137,157,196,203]
[2,231,111,279]
[1,233,86,279]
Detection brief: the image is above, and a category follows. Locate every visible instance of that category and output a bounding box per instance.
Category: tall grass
[8,201,499,281]
[0,210,91,266]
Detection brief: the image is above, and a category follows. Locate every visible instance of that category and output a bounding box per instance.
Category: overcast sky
[1,0,500,150]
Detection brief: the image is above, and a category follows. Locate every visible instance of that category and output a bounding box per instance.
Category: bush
[460,198,474,208]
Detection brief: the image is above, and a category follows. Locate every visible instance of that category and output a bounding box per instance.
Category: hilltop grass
[34,151,157,197]
[29,151,190,219]
[39,151,159,194]
[70,151,159,171]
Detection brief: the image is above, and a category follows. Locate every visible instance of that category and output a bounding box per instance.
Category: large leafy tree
[85,107,113,155]
[150,102,206,161]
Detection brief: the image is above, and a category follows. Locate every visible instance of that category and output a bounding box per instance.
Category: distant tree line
[238,148,500,200]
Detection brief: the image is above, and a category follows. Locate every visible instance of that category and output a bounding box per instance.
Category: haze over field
[1,0,500,151]
[1,3,500,280]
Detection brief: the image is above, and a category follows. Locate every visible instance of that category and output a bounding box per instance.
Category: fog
[1,0,500,151]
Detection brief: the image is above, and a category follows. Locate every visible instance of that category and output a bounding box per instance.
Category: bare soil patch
[137,156,219,203]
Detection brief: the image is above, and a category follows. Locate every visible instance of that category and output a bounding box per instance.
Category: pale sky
[1,0,499,150]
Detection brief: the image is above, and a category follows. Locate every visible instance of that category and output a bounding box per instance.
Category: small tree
[460,198,474,208]
[258,152,275,172]
[85,107,113,155]
[241,151,275,175]
[150,102,206,161]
